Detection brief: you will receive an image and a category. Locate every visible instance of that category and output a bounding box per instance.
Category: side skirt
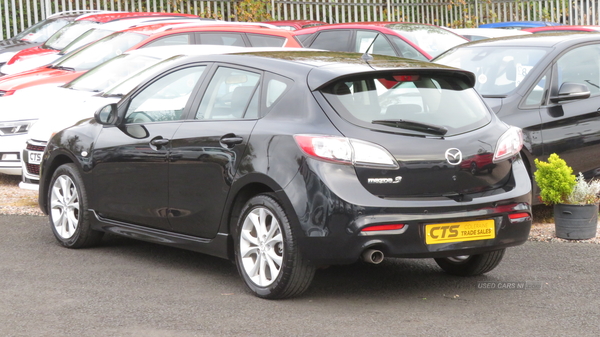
[89,210,231,260]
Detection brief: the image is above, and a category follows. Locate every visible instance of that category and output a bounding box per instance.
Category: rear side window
[143,34,191,48]
[247,34,286,47]
[321,74,491,136]
[197,33,246,46]
[309,30,350,51]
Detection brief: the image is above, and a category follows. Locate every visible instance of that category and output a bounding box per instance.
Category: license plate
[425,220,495,244]
[28,151,43,165]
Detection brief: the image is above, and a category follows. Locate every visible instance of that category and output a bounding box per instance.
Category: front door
[90,65,208,229]
[539,43,600,179]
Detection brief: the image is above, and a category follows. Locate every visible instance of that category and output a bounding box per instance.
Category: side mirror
[94,103,119,125]
[550,82,591,103]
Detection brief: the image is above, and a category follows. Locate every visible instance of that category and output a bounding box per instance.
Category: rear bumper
[285,156,532,265]
[297,207,531,265]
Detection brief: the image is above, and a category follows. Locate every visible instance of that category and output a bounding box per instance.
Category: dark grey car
[435,33,600,202]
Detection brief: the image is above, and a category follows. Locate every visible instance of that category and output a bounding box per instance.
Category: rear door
[167,65,263,237]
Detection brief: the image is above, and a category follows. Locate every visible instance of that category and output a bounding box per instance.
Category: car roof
[479,21,563,28]
[122,22,294,36]
[167,50,475,90]
[76,11,198,23]
[523,25,600,33]
[452,28,531,38]
[295,21,437,33]
[444,32,599,49]
[123,44,250,58]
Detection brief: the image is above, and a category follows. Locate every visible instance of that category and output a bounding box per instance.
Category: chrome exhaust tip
[362,249,384,264]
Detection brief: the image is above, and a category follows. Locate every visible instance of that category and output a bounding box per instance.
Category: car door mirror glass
[122,124,149,139]
[94,103,119,125]
[550,82,591,103]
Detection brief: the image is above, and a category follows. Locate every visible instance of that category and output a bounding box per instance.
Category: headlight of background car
[0,119,37,136]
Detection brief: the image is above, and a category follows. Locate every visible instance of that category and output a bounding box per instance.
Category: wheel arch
[222,172,301,260]
[39,153,78,215]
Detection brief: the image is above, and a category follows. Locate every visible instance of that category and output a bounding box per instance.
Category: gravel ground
[1,173,599,243]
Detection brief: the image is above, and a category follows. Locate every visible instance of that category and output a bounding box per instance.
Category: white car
[0,45,240,179]
[18,45,305,190]
[0,17,204,76]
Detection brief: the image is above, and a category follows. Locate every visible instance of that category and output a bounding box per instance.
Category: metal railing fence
[1,0,598,40]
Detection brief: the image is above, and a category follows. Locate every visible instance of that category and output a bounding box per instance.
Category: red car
[0,23,303,97]
[261,20,327,30]
[523,25,600,33]
[1,12,199,76]
[294,22,468,60]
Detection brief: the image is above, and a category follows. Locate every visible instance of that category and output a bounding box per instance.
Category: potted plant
[534,153,600,240]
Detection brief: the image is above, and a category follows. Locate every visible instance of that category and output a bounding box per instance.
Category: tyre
[48,163,103,248]
[434,249,505,276]
[234,194,316,299]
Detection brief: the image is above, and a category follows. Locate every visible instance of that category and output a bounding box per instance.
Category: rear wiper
[372,119,448,136]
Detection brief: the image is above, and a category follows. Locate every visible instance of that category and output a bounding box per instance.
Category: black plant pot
[553,203,599,240]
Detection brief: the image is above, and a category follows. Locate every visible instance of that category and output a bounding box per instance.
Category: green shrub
[534,153,576,205]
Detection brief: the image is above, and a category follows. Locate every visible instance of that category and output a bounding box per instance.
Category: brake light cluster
[493,126,523,163]
[293,134,399,169]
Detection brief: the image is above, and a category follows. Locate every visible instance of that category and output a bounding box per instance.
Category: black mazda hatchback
[39,51,532,299]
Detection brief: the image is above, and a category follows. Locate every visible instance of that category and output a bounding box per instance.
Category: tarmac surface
[2,215,600,336]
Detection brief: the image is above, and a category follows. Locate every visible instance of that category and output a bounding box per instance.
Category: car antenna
[361,34,378,69]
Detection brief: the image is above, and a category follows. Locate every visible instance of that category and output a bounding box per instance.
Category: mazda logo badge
[445,148,462,165]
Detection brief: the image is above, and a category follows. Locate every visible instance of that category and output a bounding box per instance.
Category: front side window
[309,30,350,51]
[196,67,261,120]
[125,66,206,123]
[556,44,600,96]
[247,34,286,47]
[354,31,396,57]
[322,74,491,136]
[388,35,429,61]
[524,73,548,107]
[142,34,191,48]
[386,23,467,58]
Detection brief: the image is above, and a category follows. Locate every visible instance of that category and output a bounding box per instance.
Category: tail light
[293,134,399,169]
[493,126,523,163]
[360,224,406,236]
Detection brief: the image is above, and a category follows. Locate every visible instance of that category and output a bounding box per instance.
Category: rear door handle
[220,136,243,148]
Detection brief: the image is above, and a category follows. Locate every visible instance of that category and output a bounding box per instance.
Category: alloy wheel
[239,206,284,287]
[50,175,80,239]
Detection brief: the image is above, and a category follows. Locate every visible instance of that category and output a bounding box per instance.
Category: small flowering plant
[534,153,600,205]
[566,173,600,205]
